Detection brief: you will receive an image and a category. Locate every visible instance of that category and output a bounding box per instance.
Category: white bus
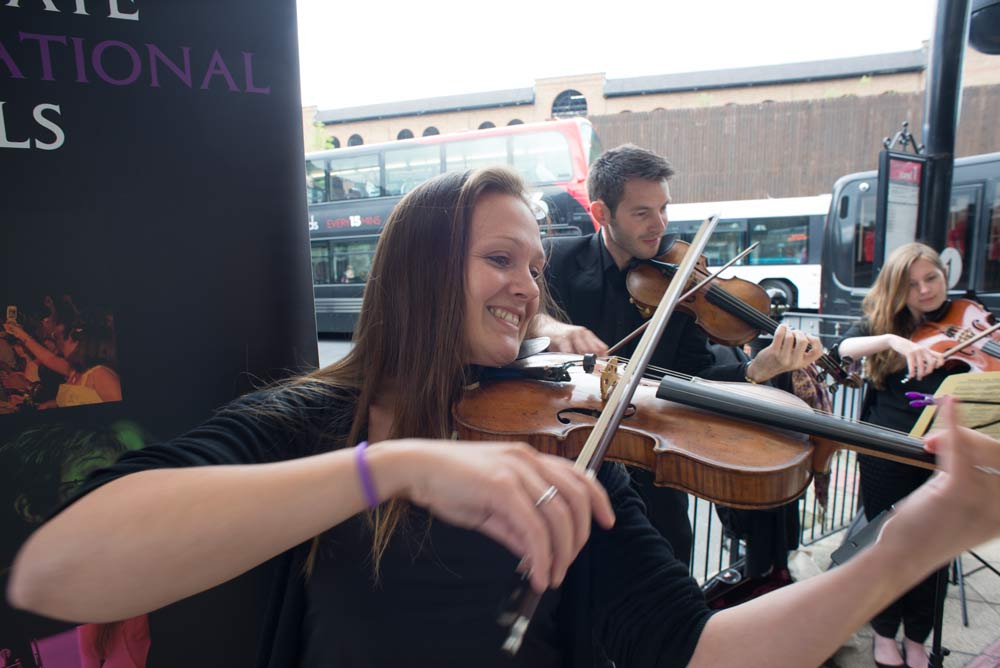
[667,194,831,311]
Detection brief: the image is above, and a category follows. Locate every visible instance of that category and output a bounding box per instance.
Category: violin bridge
[600,356,620,403]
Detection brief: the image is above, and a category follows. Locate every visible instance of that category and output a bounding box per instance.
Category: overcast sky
[296,0,939,110]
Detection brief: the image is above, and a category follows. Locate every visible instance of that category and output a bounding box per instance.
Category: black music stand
[954,550,1000,626]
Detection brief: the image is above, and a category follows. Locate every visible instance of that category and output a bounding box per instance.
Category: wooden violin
[626,239,861,387]
[455,354,933,511]
[910,298,1000,373]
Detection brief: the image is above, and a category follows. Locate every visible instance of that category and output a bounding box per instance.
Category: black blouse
[65,384,713,668]
[837,302,968,432]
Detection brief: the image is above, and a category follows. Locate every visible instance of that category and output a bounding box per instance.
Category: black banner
[1,2,317,665]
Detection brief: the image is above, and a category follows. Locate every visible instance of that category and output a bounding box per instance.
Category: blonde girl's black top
[836,301,968,432]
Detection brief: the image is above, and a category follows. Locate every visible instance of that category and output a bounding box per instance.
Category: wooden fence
[590,85,1000,202]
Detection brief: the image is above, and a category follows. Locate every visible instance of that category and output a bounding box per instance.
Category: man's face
[599,178,671,268]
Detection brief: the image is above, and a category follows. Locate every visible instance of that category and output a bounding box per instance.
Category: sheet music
[909,371,1000,439]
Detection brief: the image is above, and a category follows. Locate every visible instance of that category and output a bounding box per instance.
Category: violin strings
[661,263,774,333]
[677,272,847,377]
[651,261,852,383]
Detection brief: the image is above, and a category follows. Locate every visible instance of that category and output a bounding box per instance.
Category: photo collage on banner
[1,2,318,666]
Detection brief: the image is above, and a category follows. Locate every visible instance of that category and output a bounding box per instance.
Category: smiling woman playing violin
[834,241,984,668]
[8,171,1000,668]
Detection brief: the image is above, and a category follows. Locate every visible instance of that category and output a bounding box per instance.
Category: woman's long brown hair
[296,166,537,575]
[861,241,946,388]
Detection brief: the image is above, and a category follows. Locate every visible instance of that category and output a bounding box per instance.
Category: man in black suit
[529,144,823,565]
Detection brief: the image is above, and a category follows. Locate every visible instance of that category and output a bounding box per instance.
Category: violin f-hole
[557,405,636,424]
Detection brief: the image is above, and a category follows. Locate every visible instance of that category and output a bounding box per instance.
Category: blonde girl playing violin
[9,174,1000,668]
[836,241,985,668]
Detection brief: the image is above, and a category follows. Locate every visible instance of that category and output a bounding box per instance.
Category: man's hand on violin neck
[750,325,825,381]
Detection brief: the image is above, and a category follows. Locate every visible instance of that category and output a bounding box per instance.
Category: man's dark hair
[587,144,675,215]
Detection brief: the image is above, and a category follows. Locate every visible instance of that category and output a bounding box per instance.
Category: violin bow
[941,321,1000,359]
[500,215,720,654]
[607,242,759,355]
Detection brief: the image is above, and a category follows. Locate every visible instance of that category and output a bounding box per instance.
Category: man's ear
[591,200,612,228]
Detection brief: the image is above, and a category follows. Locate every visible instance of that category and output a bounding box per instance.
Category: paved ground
[797,534,1000,668]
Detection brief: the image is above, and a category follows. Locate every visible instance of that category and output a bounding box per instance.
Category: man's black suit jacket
[542,233,746,382]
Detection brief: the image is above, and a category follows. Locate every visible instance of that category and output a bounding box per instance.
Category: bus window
[748,216,809,265]
[311,241,332,285]
[945,186,979,289]
[329,153,381,201]
[445,137,507,174]
[986,189,1000,291]
[312,237,378,285]
[682,221,743,265]
[306,159,327,204]
[385,145,440,196]
[853,193,877,288]
[511,131,574,184]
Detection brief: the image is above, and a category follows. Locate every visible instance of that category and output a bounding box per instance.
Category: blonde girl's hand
[372,440,615,592]
[887,335,945,380]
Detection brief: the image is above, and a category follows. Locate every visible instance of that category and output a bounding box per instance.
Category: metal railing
[687,369,866,586]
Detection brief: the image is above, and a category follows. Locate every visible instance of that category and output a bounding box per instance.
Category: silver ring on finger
[535,485,559,507]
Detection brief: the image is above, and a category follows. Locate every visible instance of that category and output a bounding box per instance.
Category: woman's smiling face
[463,192,544,367]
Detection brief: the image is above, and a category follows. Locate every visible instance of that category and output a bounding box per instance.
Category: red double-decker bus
[305,118,601,333]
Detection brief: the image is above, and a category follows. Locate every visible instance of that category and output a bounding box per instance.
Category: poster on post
[874,149,927,271]
[0,2,318,665]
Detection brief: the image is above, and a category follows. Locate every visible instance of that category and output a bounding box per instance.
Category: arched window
[507,119,524,126]
[348,134,364,146]
[397,129,414,140]
[422,126,440,136]
[552,90,587,118]
[327,136,341,149]
[478,121,495,129]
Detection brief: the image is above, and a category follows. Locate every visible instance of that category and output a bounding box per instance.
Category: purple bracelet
[354,441,380,509]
